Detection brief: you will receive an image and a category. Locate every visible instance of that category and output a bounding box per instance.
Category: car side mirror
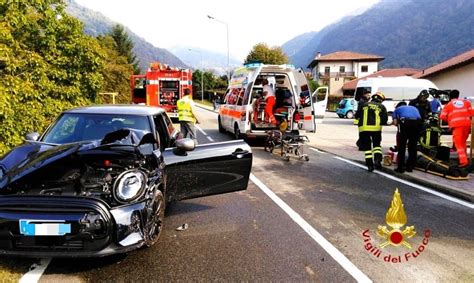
[25,132,40,141]
[173,138,195,156]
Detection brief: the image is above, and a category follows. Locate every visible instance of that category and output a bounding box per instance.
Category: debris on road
[176,223,189,231]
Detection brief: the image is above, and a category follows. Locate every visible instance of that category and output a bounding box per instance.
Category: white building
[414,49,474,97]
[307,51,384,96]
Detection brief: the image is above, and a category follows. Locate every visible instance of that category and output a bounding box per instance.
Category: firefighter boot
[374,153,383,170]
[365,151,374,172]
[373,147,383,170]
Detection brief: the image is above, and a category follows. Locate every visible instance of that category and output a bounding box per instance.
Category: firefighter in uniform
[177,89,199,144]
[440,90,474,168]
[355,92,388,172]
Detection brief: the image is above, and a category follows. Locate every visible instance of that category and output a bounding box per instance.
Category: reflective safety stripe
[421,129,431,148]
[363,108,368,128]
[359,125,382,132]
[373,147,382,154]
[364,151,373,158]
[375,109,380,128]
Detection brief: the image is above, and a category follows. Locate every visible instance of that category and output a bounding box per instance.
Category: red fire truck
[131,62,192,118]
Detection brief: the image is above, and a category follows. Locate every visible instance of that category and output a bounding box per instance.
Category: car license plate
[19,220,71,236]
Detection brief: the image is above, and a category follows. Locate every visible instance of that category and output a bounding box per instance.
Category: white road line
[195,125,207,136]
[310,148,326,154]
[334,156,474,209]
[195,125,215,141]
[20,258,51,283]
[250,174,372,283]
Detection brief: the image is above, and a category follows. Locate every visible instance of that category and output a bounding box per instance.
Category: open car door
[312,87,329,124]
[163,140,252,201]
[292,68,316,133]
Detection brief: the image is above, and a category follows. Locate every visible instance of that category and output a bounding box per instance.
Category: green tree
[245,43,289,65]
[192,70,228,100]
[96,35,134,104]
[109,24,140,74]
[0,0,104,155]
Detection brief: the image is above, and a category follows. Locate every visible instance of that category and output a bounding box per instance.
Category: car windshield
[42,113,151,144]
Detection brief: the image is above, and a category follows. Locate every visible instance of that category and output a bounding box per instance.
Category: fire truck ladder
[180,71,189,83]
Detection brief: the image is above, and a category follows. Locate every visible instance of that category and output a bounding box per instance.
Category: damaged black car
[0,105,252,257]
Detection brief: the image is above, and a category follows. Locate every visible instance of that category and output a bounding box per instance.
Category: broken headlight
[113,170,147,203]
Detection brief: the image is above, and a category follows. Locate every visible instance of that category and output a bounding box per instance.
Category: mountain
[283,0,474,69]
[281,32,317,59]
[282,16,355,69]
[65,0,187,70]
[170,47,241,75]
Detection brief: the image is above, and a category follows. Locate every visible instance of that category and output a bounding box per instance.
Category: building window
[361,65,368,72]
[339,66,345,73]
[324,66,330,74]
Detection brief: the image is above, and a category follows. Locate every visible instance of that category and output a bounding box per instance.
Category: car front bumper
[0,196,149,257]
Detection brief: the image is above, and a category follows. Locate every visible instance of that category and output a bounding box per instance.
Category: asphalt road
[3,107,473,282]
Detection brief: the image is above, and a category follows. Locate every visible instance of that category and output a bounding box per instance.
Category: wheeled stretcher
[264,130,310,161]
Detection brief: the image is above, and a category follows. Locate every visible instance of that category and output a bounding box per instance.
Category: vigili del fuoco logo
[362,188,431,263]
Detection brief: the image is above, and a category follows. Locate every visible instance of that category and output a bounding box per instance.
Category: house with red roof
[307,51,384,95]
[414,49,474,97]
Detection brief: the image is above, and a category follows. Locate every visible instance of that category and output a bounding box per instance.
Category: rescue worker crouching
[355,92,388,172]
[177,89,199,145]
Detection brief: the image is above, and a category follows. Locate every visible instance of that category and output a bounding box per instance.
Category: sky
[75,0,380,61]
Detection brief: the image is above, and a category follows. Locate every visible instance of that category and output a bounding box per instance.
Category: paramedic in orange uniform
[440,90,474,167]
[262,79,276,124]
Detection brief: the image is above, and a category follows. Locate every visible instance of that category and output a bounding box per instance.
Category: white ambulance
[218,63,328,139]
[354,76,438,114]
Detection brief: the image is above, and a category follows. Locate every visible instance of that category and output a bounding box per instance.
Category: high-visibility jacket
[356,102,388,132]
[440,99,474,128]
[177,96,196,123]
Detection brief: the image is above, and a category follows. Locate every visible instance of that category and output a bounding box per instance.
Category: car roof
[64,105,165,116]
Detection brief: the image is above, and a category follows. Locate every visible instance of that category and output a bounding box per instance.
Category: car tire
[218,116,225,133]
[234,124,241,140]
[346,111,354,119]
[338,114,344,118]
[144,189,165,247]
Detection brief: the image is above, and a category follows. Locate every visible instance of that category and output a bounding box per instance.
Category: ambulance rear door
[292,68,316,132]
[312,86,329,124]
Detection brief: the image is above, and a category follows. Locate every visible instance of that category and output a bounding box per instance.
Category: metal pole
[207,15,230,83]
[225,22,230,83]
[201,52,204,102]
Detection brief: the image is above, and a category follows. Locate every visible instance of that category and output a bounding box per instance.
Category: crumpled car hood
[0,129,148,191]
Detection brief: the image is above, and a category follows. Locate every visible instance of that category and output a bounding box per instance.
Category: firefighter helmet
[372,92,385,102]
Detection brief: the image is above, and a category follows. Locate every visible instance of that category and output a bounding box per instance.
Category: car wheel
[144,190,165,247]
[346,111,354,119]
[234,124,241,140]
[338,114,344,118]
[264,140,274,153]
[218,116,225,133]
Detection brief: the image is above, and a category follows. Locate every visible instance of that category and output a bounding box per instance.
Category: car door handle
[232,149,249,158]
